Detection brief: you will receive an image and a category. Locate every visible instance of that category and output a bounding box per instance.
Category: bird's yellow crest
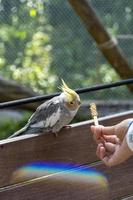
[59,79,80,102]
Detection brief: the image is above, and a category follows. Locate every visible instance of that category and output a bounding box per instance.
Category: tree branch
[68,0,133,92]
[0,77,40,111]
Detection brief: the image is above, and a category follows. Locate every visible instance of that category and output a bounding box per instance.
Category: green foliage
[0,0,56,93]
[0,0,132,93]
[12,31,56,93]
[91,0,133,63]
[47,0,133,90]
[0,112,31,139]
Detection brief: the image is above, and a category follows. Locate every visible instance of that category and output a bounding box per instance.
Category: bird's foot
[53,126,71,137]
[54,132,58,137]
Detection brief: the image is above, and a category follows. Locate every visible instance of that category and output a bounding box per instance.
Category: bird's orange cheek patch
[65,102,77,110]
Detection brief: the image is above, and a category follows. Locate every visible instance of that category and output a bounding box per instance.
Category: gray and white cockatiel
[9,80,81,138]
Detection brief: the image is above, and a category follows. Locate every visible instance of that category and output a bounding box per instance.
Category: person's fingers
[91,125,95,132]
[91,119,133,145]
[96,143,106,159]
[96,142,117,166]
[96,143,122,167]
[102,152,121,167]
[102,138,133,167]
[104,142,116,153]
[91,125,104,143]
[99,125,115,135]
[91,125,115,141]
[103,135,120,144]
[96,143,103,158]
[102,156,112,166]
[99,146,106,160]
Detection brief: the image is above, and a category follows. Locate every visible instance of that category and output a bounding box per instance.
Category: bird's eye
[70,101,74,105]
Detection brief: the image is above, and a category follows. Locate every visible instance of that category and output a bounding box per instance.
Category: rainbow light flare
[11,161,108,189]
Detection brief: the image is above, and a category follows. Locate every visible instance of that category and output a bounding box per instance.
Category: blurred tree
[0,0,132,96]
[47,0,101,89]
[0,0,56,93]
[91,0,133,64]
[68,0,133,94]
[0,76,40,111]
[46,0,123,90]
[46,0,133,95]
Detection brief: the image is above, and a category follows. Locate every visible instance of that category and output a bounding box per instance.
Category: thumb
[91,125,115,137]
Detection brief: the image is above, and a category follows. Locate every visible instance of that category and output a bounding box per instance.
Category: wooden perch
[0,76,40,111]
[68,0,133,93]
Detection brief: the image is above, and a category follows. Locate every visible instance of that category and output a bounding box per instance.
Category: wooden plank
[0,158,133,200]
[0,111,132,188]
[100,157,133,199]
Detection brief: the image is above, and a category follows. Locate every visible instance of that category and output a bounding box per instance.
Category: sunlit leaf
[29,8,37,17]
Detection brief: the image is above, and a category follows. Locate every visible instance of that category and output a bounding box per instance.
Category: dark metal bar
[0,78,133,109]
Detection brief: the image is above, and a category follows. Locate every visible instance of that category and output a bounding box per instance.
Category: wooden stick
[90,103,105,143]
[90,103,99,126]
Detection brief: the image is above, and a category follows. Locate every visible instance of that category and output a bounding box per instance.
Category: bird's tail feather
[8,126,27,138]
[8,126,46,138]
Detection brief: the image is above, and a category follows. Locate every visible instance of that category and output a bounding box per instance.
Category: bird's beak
[78,100,81,106]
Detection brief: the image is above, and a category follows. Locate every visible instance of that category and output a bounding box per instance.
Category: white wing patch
[30,121,44,128]
[45,108,61,127]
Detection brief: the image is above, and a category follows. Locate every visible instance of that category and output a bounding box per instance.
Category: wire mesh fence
[0,0,132,100]
[0,0,133,139]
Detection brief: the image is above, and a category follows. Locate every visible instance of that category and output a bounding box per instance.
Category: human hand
[91,119,133,167]
[91,119,133,143]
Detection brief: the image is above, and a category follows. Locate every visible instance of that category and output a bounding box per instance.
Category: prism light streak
[8,161,108,191]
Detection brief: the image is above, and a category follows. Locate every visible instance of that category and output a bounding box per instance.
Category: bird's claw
[53,125,71,137]
[54,132,58,137]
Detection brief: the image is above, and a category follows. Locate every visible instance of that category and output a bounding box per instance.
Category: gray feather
[9,96,62,138]
[28,97,60,126]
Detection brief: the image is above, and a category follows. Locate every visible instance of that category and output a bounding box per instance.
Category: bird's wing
[28,97,61,129]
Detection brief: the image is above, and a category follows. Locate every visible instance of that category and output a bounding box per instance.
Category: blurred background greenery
[0,0,133,139]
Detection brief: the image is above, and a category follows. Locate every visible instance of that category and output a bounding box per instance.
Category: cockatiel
[9,80,81,138]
